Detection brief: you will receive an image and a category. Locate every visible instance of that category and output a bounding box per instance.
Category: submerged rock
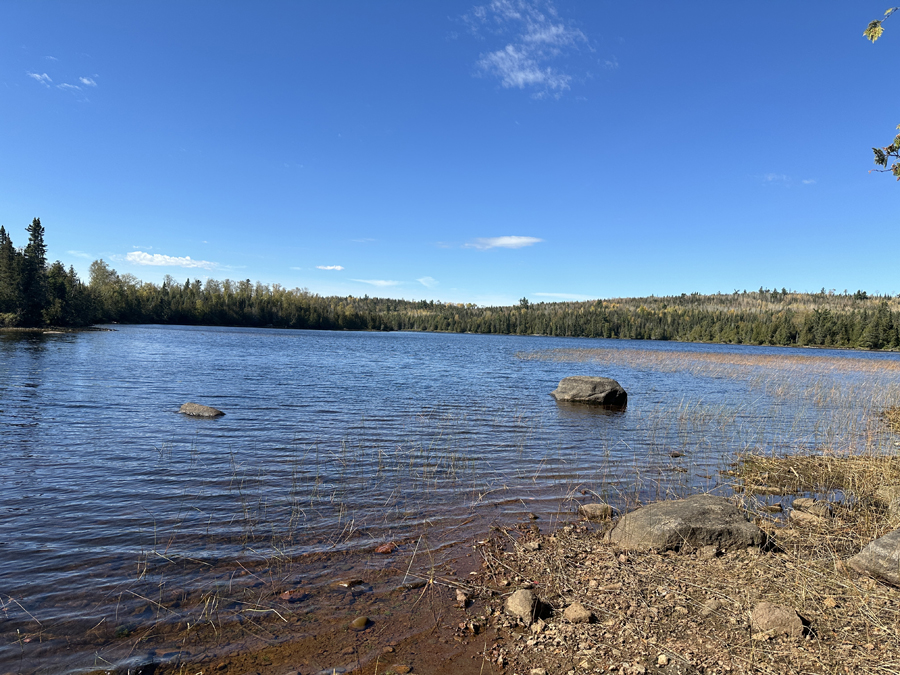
[550,376,627,408]
[179,402,225,418]
[606,495,765,552]
[849,528,900,586]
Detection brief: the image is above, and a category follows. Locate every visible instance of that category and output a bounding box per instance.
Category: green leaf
[865,20,885,41]
[874,147,888,166]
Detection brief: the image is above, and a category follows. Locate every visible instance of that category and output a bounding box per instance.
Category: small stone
[528,512,539,520]
[530,669,548,675]
[792,497,815,511]
[789,509,825,526]
[349,616,370,631]
[530,618,546,634]
[700,599,722,618]
[579,503,614,521]
[375,542,396,554]
[806,501,832,518]
[657,654,670,666]
[278,589,306,602]
[699,545,718,559]
[524,541,541,551]
[456,589,469,607]
[504,589,536,625]
[383,646,395,653]
[763,504,783,513]
[751,601,804,638]
[563,601,592,624]
[391,666,411,674]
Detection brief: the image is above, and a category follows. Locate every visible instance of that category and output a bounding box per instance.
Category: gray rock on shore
[606,495,765,552]
[849,528,900,586]
[550,376,627,407]
[179,402,225,418]
[505,589,536,625]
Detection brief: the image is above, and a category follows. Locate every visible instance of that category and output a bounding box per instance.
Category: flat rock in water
[179,402,225,418]
[606,495,765,552]
[550,376,627,408]
[849,528,900,586]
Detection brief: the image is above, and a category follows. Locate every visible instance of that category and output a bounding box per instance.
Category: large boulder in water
[179,402,225,418]
[606,495,765,552]
[550,376,627,408]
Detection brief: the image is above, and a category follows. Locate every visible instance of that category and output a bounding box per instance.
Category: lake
[2,325,899,673]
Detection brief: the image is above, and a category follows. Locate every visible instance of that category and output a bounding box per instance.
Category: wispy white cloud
[27,72,52,87]
[351,279,401,287]
[534,292,595,300]
[466,0,589,97]
[316,265,344,271]
[763,173,790,183]
[45,56,58,61]
[57,83,81,91]
[79,76,97,87]
[126,251,217,270]
[802,178,816,185]
[465,235,543,250]
[67,250,93,259]
[417,276,439,288]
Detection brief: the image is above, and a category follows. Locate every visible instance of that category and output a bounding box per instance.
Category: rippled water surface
[2,325,900,672]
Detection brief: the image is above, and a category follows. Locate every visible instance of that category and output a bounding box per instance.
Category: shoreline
[58,451,900,675]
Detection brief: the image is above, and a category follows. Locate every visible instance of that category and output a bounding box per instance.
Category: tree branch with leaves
[864,8,900,179]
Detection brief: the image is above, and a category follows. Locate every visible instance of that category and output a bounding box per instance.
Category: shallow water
[2,325,899,672]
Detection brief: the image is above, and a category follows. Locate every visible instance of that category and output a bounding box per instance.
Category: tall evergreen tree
[0,225,22,320]
[20,218,48,326]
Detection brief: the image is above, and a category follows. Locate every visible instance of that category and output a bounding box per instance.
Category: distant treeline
[2,219,900,350]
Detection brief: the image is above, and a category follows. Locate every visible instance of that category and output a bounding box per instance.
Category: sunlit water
[2,325,900,672]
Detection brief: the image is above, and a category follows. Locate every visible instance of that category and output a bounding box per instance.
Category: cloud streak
[27,72,52,87]
[466,0,588,97]
[417,276,439,288]
[316,265,345,270]
[465,235,543,250]
[79,77,97,87]
[126,251,217,270]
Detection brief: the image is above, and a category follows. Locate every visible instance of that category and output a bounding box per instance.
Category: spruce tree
[20,217,48,326]
[0,225,22,321]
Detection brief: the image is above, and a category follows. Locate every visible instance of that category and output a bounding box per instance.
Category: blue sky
[2,2,898,305]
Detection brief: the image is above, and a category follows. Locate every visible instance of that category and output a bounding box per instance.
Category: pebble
[349,616,371,631]
[658,654,670,666]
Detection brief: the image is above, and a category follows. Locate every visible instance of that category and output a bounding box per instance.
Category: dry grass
[882,406,900,433]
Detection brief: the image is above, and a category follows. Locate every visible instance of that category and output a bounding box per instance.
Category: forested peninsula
[2,219,900,350]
